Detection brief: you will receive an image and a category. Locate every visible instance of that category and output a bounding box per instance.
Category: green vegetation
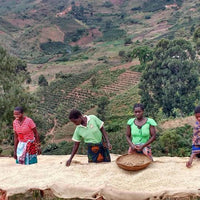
[100,28,126,42]
[96,96,110,121]
[0,17,18,32]
[40,41,69,55]
[0,0,198,63]
[142,0,183,12]
[152,125,192,157]
[36,71,97,130]
[42,141,74,155]
[0,47,36,144]
[139,38,200,117]
[69,4,86,21]
[30,55,52,64]
[38,74,48,86]
[1,1,200,159]
[132,46,153,65]
[193,27,200,54]
[85,69,126,90]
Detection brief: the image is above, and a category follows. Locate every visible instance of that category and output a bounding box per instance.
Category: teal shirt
[127,118,157,144]
[72,115,104,144]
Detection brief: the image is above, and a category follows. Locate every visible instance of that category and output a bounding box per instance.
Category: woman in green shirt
[66,109,112,166]
[126,103,157,160]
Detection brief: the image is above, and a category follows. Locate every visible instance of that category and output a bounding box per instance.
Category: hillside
[1,155,200,200]
[0,0,200,157]
[0,0,199,64]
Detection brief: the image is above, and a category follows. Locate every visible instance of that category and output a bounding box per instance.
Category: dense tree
[70,4,85,21]
[38,74,48,86]
[132,46,153,65]
[0,46,35,142]
[139,39,199,117]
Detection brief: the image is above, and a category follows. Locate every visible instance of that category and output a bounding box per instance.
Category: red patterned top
[13,117,36,142]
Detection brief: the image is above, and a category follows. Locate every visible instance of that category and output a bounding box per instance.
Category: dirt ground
[160,116,195,129]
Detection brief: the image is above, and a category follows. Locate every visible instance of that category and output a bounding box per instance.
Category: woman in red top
[13,107,41,164]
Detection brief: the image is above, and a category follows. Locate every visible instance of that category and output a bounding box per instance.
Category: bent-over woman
[13,107,41,164]
[66,109,112,166]
[126,103,157,160]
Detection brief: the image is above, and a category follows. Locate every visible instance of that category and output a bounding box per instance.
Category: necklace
[134,118,147,129]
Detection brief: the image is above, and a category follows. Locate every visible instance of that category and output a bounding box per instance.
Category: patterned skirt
[87,142,111,163]
[16,140,38,165]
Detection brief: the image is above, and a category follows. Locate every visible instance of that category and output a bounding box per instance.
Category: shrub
[119,50,125,57]
[144,15,151,19]
[101,29,126,41]
[40,41,68,55]
[124,38,133,45]
[103,1,113,8]
[152,125,192,157]
[38,75,48,86]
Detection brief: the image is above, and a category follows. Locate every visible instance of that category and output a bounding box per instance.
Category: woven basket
[116,152,152,171]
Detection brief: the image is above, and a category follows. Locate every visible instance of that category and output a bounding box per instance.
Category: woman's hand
[130,143,136,151]
[135,144,144,151]
[66,159,72,167]
[186,161,192,168]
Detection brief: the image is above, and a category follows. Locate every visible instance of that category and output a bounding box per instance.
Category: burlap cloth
[0,154,200,199]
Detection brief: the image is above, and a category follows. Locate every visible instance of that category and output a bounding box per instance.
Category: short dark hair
[133,103,144,111]
[69,109,82,119]
[194,106,200,114]
[14,106,24,113]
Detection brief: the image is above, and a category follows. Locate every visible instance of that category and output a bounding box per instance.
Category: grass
[96,39,125,47]
[108,85,140,116]
[28,59,98,85]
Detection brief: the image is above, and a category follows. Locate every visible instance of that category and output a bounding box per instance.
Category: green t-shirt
[127,118,157,144]
[72,115,104,144]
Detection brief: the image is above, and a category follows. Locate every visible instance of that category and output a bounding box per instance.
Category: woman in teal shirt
[126,103,157,160]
